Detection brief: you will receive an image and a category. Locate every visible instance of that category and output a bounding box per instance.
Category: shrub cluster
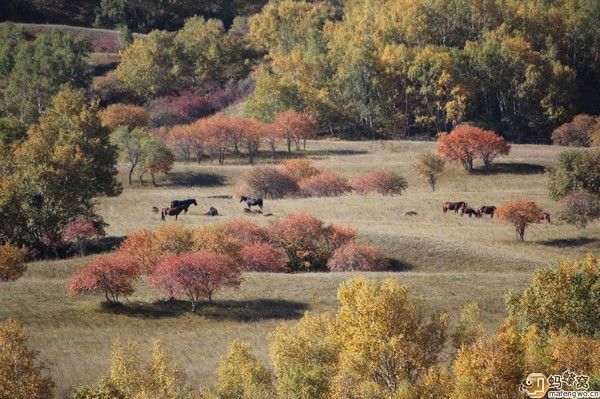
[68,214,388,307]
[552,114,600,147]
[350,170,408,195]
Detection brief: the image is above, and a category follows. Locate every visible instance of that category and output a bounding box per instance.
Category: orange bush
[273,110,317,152]
[68,253,141,303]
[437,124,510,172]
[351,170,408,195]
[117,229,160,274]
[280,159,320,181]
[495,199,543,240]
[325,224,357,248]
[551,114,599,147]
[299,171,351,197]
[191,225,243,261]
[327,243,388,271]
[0,243,26,282]
[100,103,149,130]
[153,224,194,254]
[241,166,299,199]
[149,251,240,312]
[239,243,288,272]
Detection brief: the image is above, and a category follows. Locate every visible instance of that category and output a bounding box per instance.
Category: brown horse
[443,201,467,213]
[161,205,187,221]
[539,212,551,223]
[478,205,497,218]
[459,205,480,218]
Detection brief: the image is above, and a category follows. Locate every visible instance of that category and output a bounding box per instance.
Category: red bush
[351,170,408,195]
[325,224,357,248]
[273,110,317,151]
[299,171,351,197]
[224,220,271,245]
[268,213,349,271]
[242,166,299,199]
[61,219,103,256]
[68,253,141,303]
[327,243,389,272]
[116,229,161,274]
[280,159,320,181]
[239,243,288,272]
[150,251,240,312]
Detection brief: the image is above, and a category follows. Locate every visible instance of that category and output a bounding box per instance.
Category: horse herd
[153,196,264,220]
[442,201,551,222]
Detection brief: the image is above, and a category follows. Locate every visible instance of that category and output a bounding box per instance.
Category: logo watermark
[521,370,599,398]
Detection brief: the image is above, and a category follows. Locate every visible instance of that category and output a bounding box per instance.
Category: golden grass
[1,140,598,396]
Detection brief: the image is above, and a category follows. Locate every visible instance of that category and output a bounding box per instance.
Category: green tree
[0,22,25,77]
[0,117,27,146]
[2,32,92,123]
[547,149,600,200]
[414,152,445,191]
[138,137,175,186]
[111,126,150,185]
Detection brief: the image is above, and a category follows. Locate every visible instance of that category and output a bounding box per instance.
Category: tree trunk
[128,163,136,185]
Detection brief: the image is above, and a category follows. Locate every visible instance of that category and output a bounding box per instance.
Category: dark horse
[540,212,551,223]
[240,196,263,210]
[478,205,497,218]
[459,205,480,218]
[170,199,197,214]
[161,205,187,221]
[443,201,467,213]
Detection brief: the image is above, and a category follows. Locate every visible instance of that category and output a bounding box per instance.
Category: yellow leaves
[0,242,26,282]
[216,341,274,399]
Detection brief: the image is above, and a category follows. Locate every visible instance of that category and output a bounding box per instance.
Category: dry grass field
[1,140,598,397]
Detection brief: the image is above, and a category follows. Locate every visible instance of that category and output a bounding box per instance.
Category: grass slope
[1,140,597,396]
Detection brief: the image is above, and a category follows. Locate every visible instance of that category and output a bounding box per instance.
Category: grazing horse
[204,207,219,216]
[539,212,551,223]
[170,199,197,213]
[443,201,467,213]
[459,205,480,218]
[478,205,497,218]
[161,205,187,221]
[240,196,263,211]
[152,206,160,214]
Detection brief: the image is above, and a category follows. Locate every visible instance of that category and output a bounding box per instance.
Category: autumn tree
[0,117,27,146]
[507,254,600,337]
[240,166,299,199]
[351,170,408,195]
[150,251,240,312]
[239,244,288,272]
[70,339,192,399]
[0,320,54,399]
[215,341,274,399]
[552,114,600,147]
[495,199,543,240]
[100,103,150,131]
[138,137,175,186]
[415,152,445,191]
[68,253,141,304]
[274,111,317,152]
[116,229,160,274]
[557,190,600,228]
[111,126,151,185]
[61,219,104,256]
[5,88,120,253]
[0,243,26,282]
[437,125,510,172]
[547,149,600,199]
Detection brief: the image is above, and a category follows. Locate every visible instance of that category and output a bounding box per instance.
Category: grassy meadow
[2,140,598,397]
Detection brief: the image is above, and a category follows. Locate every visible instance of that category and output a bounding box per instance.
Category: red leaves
[240,244,288,272]
[351,170,408,195]
[495,199,544,240]
[68,253,141,303]
[437,124,510,172]
[149,251,240,311]
[327,243,388,272]
[299,171,352,197]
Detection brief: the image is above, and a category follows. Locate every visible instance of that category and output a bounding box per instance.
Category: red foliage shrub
[92,34,120,53]
[299,171,351,197]
[149,251,240,312]
[280,159,320,181]
[351,170,408,195]
[61,219,103,256]
[224,220,271,245]
[68,253,141,303]
[551,114,600,147]
[437,124,510,172]
[242,166,299,199]
[100,103,149,130]
[274,111,317,151]
[327,242,389,271]
[325,224,357,248]
[268,213,348,271]
[239,243,288,272]
[495,199,544,241]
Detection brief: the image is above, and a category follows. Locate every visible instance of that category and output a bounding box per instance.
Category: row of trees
[244,0,600,141]
[166,110,317,164]
[68,214,388,308]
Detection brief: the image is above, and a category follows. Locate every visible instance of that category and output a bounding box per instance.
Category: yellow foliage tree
[215,341,274,399]
[0,319,54,399]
